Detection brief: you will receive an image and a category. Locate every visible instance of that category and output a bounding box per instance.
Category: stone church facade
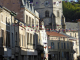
[33,0,66,31]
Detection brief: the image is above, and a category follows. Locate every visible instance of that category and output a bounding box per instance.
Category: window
[12,33,14,48]
[67,43,69,49]
[30,34,32,45]
[19,34,21,46]
[58,42,59,49]
[1,30,4,46]
[6,17,7,24]
[32,19,34,27]
[57,11,59,17]
[16,32,17,45]
[22,35,24,46]
[51,42,54,49]
[75,33,76,37]
[70,33,72,36]
[21,35,22,46]
[23,35,25,47]
[64,43,66,49]
[6,31,10,47]
[26,15,28,25]
[62,52,64,58]
[33,34,35,46]
[27,33,29,45]
[29,17,31,27]
[61,43,63,49]
[45,11,49,17]
[21,35,24,46]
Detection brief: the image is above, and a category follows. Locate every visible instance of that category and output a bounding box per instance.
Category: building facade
[0,0,40,59]
[65,22,79,59]
[13,2,40,60]
[0,6,16,60]
[46,31,74,60]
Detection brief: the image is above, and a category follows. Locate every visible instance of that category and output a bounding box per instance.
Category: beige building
[0,6,16,60]
[13,3,40,60]
[65,22,79,59]
[46,31,75,60]
[60,32,78,60]
[0,0,40,60]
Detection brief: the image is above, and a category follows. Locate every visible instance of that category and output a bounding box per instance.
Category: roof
[60,32,77,40]
[46,31,67,37]
[65,22,78,31]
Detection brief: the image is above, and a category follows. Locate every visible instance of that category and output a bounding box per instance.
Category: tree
[62,1,80,22]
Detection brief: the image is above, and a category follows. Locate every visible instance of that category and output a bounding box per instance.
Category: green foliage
[62,1,80,22]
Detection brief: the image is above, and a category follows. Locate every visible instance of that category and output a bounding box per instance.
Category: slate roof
[65,22,78,31]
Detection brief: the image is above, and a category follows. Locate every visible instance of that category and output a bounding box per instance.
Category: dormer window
[45,11,49,17]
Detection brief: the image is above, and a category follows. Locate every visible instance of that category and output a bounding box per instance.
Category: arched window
[57,11,59,17]
[45,11,49,17]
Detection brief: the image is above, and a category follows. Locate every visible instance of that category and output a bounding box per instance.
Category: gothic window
[57,11,59,17]
[45,11,49,17]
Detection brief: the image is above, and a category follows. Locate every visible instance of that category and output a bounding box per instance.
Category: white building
[40,21,48,60]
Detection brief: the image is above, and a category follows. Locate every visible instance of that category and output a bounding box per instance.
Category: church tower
[33,0,65,31]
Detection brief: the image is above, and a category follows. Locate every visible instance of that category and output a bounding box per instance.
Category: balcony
[0,47,4,55]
